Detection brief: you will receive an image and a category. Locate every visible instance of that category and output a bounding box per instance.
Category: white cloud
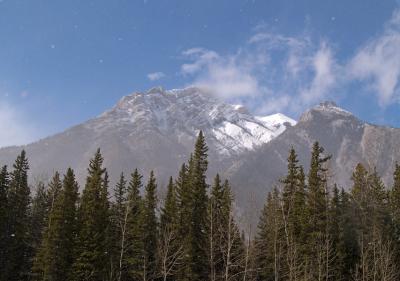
[180,9,400,115]
[181,31,338,115]
[300,42,337,103]
[181,49,260,99]
[147,72,166,81]
[181,48,219,75]
[349,9,400,106]
[0,102,35,148]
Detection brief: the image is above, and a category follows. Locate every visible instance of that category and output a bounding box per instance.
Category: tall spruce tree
[188,131,210,281]
[160,177,179,228]
[159,177,181,281]
[307,142,331,234]
[335,189,359,280]
[306,142,332,279]
[3,150,31,281]
[209,174,225,281]
[111,173,128,281]
[220,179,244,281]
[254,188,283,281]
[125,168,144,281]
[29,181,50,278]
[33,168,79,281]
[143,171,158,281]
[279,148,308,280]
[73,149,111,281]
[31,172,63,260]
[175,163,192,281]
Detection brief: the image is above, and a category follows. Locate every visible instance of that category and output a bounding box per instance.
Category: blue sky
[0,0,399,147]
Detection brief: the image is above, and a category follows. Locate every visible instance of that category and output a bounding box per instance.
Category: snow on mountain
[91,86,295,155]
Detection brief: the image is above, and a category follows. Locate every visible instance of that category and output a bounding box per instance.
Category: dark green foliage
[307,142,331,233]
[72,149,111,281]
[254,189,282,281]
[31,173,63,259]
[2,150,31,281]
[209,174,225,281]
[175,163,192,281]
[143,171,158,281]
[159,177,181,281]
[188,131,210,281]
[125,168,145,281]
[2,134,400,281]
[30,181,50,279]
[336,189,359,280]
[219,180,245,281]
[160,177,179,230]
[33,168,79,281]
[111,172,128,281]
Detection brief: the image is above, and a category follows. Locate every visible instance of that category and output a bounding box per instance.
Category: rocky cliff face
[228,101,400,215]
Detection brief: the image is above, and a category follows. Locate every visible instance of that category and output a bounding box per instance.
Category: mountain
[2,88,398,220]
[228,101,400,215]
[0,86,295,189]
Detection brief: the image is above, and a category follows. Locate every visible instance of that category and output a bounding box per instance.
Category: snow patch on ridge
[91,87,297,155]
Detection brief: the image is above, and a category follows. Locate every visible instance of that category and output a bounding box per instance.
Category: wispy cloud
[349,9,400,106]
[181,29,338,115]
[180,8,400,115]
[147,72,166,81]
[300,42,337,104]
[181,48,260,99]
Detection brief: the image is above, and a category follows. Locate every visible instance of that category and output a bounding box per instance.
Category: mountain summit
[0,87,398,218]
[0,86,294,186]
[230,100,400,214]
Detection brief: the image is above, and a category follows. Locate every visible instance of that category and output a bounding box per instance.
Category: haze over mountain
[0,87,399,217]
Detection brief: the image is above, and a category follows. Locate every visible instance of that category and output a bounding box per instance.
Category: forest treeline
[0,131,400,281]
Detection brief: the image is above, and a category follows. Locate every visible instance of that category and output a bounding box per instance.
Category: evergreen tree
[254,188,283,281]
[188,131,210,281]
[159,177,181,281]
[143,171,159,281]
[72,149,110,281]
[2,150,31,281]
[31,172,63,260]
[336,189,359,280]
[280,147,307,266]
[368,168,390,235]
[220,180,244,281]
[160,177,179,230]
[391,162,400,268]
[281,147,300,216]
[125,168,145,281]
[113,173,128,229]
[209,174,224,281]
[306,142,332,279]
[33,168,79,281]
[0,165,9,280]
[307,142,331,234]
[111,173,128,281]
[29,181,51,278]
[175,163,192,281]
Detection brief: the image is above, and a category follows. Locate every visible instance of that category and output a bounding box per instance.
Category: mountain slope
[0,87,294,187]
[228,101,400,213]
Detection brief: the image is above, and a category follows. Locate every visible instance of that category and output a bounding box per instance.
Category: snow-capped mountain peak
[91,87,295,155]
